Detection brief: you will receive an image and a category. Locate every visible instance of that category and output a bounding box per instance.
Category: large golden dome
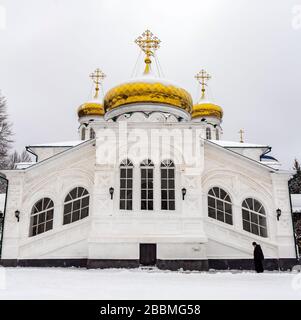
[104,78,193,112]
[191,101,223,120]
[77,101,105,118]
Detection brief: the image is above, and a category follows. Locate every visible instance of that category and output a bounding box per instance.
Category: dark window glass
[242,198,267,238]
[63,187,90,225]
[161,160,175,211]
[120,159,133,211]
[30,198,54,237]
[207,187,233,225]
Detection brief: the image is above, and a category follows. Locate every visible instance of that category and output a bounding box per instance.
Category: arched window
[206,127,211,140]
[120,159,133,210]
[161,160,175,211]
[81,127,86,141]
[216,129,219,140]
[90,128,95,139]
[242,198,267,237]
[63,187,89,225]
[208,187,233,225]
[140,159,154,210]
[30,198,54,237]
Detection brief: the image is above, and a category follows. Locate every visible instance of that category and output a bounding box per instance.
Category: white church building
[0,31,297,270]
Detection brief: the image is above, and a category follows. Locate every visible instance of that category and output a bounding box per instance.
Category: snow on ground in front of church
[0,267,301,300]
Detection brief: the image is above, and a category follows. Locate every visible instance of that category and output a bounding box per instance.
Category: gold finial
[90,68,106,99]
[135,30,161,74]
[239,129,245,143]
[195,69,211,99]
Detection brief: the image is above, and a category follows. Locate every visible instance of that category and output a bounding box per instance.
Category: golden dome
[77,101,105,118]
[104,79,193,113]
[191,102,223,120]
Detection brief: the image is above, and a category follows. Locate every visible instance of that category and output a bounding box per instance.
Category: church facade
[0,31,297,270]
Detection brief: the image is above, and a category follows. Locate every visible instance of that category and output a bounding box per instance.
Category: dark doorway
[139,243,157,266]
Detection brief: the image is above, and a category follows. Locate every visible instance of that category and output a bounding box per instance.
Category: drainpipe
[288,181,299,262]
[25,146,38,162]
[0,173,9,259]
[259,146,272,161]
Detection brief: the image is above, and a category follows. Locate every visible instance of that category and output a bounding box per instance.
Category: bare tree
[289,158,301,194]
[7,150,32,169]
[0,94,13,169]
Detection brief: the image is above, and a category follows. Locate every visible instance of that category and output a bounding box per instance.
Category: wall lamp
[15,210,20,222]
[109,187,114,200]
[276,208,282,221]
[181,188,187,200]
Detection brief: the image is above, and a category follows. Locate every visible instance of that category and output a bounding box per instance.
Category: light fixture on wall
[15,210,20,222]
[276,208,282,221]
[181,188,187,200]
[109,187,114,200]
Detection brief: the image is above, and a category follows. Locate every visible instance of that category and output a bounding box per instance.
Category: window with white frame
[30,198,54,237]
[242,198,267,237]
[208,187,233,225]
[160,160,175,211]
[90,128,95,139]
[206,127,211,139]
[120,159,133,210]
[81,127,86,140]
[63,187,89,225]
[216,129,219,140]
[140,159,154,210]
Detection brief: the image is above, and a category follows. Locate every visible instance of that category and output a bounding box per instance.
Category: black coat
[254,244,264,261]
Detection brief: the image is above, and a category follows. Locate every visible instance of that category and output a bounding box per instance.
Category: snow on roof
[291,194,301,213]
[28,141,83,148]
[15,162,35,170]
[212,140,269,148]
[0,193,5,212]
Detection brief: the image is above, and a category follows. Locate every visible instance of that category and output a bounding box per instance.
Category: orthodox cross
[90,68,106,99]
[195,69,211,99]
[135,30,161,74]
[239,129,245,143]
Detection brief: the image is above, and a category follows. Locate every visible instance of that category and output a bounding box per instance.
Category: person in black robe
[252,242,264,273]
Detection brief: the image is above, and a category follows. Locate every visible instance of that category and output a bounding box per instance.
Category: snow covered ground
[0,267,301,300]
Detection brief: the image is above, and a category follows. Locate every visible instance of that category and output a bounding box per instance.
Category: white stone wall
[203,142,295,259]
[0,122,296,262]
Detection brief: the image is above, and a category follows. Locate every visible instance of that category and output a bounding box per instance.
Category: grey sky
[0,0,300,168]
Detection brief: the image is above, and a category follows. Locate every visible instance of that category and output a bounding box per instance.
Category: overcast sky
[0,0,300,168]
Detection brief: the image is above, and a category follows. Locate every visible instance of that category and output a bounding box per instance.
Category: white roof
[291,194,301,212]
[28,141,83,148]
[212,140,269,148]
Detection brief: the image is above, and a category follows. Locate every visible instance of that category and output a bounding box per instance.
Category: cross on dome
[239,129,245,143]
[135,30,161,74]
[195,69,211,99]
[90,68,106,99]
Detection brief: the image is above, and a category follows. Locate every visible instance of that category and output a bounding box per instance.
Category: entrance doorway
[139,243,157,266]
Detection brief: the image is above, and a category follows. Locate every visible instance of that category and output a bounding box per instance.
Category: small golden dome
[104,79,193,112]
[191,102,223,120]
[77,101,105,118]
